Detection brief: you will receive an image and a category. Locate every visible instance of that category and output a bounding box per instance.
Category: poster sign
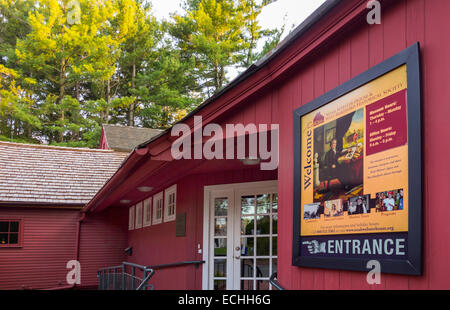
[292,43,422,275]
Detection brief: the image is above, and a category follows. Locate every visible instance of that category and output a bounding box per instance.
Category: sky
[150,0,327,79]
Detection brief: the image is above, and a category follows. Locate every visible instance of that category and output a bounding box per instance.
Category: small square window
[128,206,135,231]
[152,192,163,225]
[0,220,22,247]
[164,185,177,222]
[143,198,152,227]
[135,202,143,229]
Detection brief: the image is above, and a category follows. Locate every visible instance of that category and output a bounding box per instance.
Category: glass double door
[207,182,278,290]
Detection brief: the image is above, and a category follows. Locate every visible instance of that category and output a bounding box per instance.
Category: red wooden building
[0,142,128,289]
[2,0,450,290]
[82,0,450,290]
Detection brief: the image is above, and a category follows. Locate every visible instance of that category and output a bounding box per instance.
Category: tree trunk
[105,79,111,123]
[58,58,66,143]
[128,63,136,127]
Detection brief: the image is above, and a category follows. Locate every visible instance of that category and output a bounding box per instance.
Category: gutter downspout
[72,211,86,289]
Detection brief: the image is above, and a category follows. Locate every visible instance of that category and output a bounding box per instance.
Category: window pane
[241,237,254,256]
[272,215,278,234]
[241,216,254,235]
[256,237,270,256]
[214,280,226,290]
[9,233,18,244]
[0,222,8,232]
[256,259,270,278]
[0,233,8,244]
[214,238,227,256]
[214,198,228,216]
[272,194,278,212]
[272,237,277,256]
[241,280,253,290]
[214,259,227,277]
[241,259,254,277]
[214,218,227,236]
[256,280,270,290]
[241,196,255,215]
[256,194,271,214]
[146,206,151,222]
[272,258,277,274]
[256,216,270,235]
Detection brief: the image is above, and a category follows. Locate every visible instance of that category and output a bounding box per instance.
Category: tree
[0,64,40,142]
[0,0,34,68]
[237,0,284,68]
[133,44,201,128]
[15,0,138,143]
[170,0,282,96]
[1,0,285,147]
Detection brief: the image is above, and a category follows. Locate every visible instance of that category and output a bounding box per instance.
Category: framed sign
[292,43,422,275]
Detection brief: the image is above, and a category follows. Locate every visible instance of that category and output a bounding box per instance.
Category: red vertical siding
[127,167,277,290]
[273,0,450,290]
[0,207,79,290]
[88,0,450,290]
[421,0,450,290]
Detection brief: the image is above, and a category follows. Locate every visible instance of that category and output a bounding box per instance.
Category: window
[152,192,163,225]
[128,206,135,230]
[164,185,177,222]
[143,198,152,227]
[135,202,143,229]
[0,220,22,247]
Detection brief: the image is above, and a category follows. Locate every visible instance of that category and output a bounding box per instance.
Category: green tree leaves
[0,0,283,147]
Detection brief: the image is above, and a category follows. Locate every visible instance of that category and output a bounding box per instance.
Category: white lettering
[396,238,406,255]
[362,239,372,255]
[384,239,394,255]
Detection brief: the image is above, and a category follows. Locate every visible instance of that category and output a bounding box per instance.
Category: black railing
[269,272,284,290]
[98,262,154,290]
[147,260,204,270]
[98,260,204,290]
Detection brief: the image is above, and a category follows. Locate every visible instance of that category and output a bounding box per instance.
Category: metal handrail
[98,262,154,290]
[146,260,205,270]
[136,269,155,290]
[269,272,285,290]
[98,260,204,290]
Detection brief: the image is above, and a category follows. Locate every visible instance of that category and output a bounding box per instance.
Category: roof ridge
[102,124,163,130]
[0,140,123,153]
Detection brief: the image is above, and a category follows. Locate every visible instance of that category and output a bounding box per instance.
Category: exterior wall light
[240,157,261,166]
[137,186,153,192]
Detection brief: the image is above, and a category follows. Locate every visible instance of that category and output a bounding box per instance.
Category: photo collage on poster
[300,65,409,236]
[303,106,405,219]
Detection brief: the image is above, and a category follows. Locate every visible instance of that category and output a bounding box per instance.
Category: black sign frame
[292,43,422,275]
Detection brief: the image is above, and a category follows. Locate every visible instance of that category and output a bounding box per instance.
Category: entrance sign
[293,43,422,275]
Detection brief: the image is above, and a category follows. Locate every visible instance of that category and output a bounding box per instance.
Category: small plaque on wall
[176,212,186,237]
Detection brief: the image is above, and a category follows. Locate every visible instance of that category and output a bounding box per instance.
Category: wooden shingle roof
[0,141,128,206]
[102,124,163,152]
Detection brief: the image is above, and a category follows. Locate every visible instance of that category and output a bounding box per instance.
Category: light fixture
[240,157,261,166]
[120,199,131,204]
[137,186,153,193]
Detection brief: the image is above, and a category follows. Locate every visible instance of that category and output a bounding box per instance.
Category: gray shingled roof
[102,124,163,152]
[0,141,128,206]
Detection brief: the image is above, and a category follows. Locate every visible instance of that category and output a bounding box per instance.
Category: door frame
[202,180,278,290]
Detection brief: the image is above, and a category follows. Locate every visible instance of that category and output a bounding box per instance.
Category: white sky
[150,0,327,79]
